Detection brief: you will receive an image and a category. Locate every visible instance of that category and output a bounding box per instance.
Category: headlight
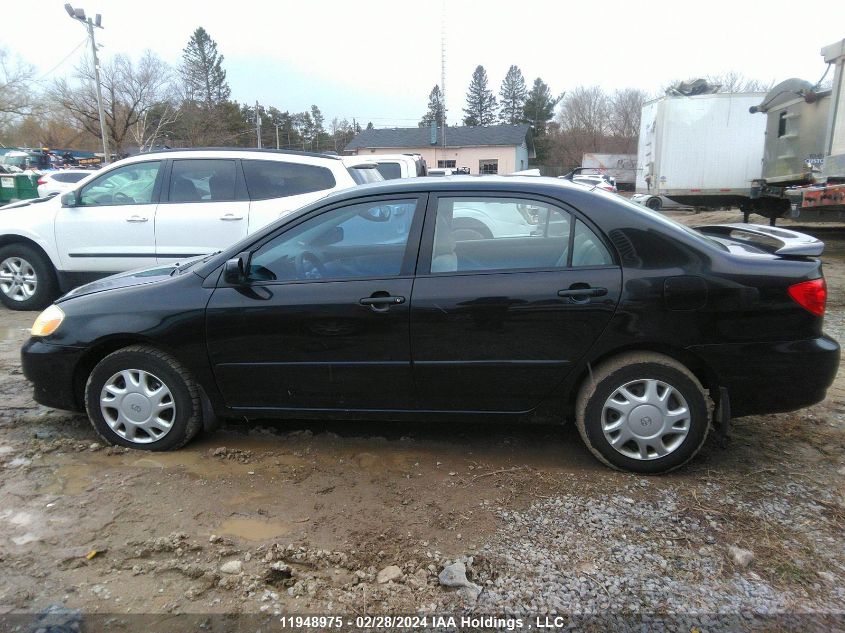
[31,305,65,337]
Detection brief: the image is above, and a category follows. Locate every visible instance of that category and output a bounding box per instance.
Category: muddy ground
[0,210,844,630]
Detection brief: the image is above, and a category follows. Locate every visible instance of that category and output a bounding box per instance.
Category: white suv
[0,148,378,310]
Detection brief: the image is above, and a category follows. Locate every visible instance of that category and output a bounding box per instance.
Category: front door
[410,195,622,412]
[55,160,163,273]
[155,158,250,263]
[206,195,425,411]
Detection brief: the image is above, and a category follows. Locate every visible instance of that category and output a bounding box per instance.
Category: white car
[570,174,617,193]
[0,148,380,310]
[36,169,93,197]
[342,154,421,180]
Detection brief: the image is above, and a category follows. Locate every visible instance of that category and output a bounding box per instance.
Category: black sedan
[21,177,840,473]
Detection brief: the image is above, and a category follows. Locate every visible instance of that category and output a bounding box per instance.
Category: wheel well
[569,344,720,411]
[0,236,57,270]
[71,337,165,410]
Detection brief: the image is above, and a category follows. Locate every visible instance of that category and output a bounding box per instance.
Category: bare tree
[51,50,174,153]
[0,48,37,129]
[557,86,610,147]
[707,71,774,93]
[608,88,647,151]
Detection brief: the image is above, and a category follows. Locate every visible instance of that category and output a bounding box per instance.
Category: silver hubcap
[0,257,37,301]
[100,369,176,444]
[601,378,691,461]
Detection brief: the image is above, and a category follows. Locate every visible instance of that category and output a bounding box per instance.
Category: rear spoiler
[695,223,824,257]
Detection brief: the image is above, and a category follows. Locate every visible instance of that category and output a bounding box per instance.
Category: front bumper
[690,335,840,417]
[21,338,86,412]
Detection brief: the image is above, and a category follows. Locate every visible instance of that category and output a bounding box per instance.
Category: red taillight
[37,178,47,185]
[788,278,827,316]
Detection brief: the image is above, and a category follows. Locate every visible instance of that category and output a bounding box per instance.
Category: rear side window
[243,160,336,200]
[572,220,613,266]
[53,172,87,183]
[170,159,237,202]
[347,166,384,185]
[375,162,402,180]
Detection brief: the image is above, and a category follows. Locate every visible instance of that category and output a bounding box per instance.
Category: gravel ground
[0,210,844,632]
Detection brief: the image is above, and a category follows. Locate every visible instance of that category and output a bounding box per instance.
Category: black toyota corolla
[21,177,840,473]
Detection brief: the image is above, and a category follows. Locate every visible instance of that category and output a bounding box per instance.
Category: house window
[479,159,498,175]
[778,111,787,137]
[437,160,456,168]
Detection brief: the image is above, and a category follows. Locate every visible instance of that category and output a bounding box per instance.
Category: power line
[33,37,89,83]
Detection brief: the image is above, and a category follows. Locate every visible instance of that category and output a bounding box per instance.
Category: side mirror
[60,192,77,207]
[223,255,247,285]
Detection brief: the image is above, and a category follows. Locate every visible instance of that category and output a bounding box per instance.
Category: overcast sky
[5,0,845,127]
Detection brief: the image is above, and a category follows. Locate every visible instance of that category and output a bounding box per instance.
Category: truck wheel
[646,197,662,211]
[576,352,711,474]
[0,244,58,311]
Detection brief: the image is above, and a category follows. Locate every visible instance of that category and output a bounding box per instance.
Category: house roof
[345,124,533,151]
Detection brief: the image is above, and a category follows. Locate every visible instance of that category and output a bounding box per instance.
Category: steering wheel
[113,191,135,204]
[295,251,327,280]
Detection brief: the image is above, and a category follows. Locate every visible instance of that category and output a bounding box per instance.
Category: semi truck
[633,92,766,211]
[748,38,845,223]
[580,153,636,191]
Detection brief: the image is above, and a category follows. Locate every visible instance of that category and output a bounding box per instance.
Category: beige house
[344,124,535,175]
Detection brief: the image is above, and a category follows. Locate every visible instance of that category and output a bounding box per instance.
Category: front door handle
[220,214,243,221]
[557,287,608,298]
[359,295,406,306]
[126,215,148,223]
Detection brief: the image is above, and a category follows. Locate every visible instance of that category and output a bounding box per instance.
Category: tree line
[0,30,774,172]
[0,27,367,155]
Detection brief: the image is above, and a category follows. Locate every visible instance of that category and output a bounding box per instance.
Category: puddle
[131,452,257,478]
[218,517,293,541]
[42,464,101,495]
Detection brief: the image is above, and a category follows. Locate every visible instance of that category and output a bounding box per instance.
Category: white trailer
[634,92,766,210]
[580,153,636,191]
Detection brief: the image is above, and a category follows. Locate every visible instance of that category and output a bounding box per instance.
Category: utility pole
[440,0,447,156]
[274,123,280,149]
[65,4,110,164]
[255,101,262,149]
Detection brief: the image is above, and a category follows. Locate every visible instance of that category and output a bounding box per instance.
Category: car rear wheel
[646,196,662,211]
[576,352,710,473]
[85,345,203,451]
[0,244,57,311]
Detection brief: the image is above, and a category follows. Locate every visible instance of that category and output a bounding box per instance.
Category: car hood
[57,259,203,301]
[0,195,59,211]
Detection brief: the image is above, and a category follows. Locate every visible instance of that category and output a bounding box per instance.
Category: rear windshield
[375,162,402,180]
[347,166,384,185]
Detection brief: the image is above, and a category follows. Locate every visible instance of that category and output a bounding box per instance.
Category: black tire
[645,197,662,211]
[575,352,711,474]
[0,243,58,311]
[85,345,204,451]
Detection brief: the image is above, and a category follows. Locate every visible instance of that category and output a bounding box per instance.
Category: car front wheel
[85,345,204,450]
[576,352,710,473]
[0,244,58,311]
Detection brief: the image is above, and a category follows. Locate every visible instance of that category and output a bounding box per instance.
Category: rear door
[410,194,622,412]
[155,158,250,263]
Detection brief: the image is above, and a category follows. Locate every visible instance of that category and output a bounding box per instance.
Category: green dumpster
[0,173,41,203]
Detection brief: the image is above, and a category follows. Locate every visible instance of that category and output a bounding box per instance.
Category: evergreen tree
[366,121,374,130]
[180,27,230,106]
[463,65,497,126]
[419,85,445,127]
[523,77,560,135]
[311,105,326,150]
[498,65,527,124]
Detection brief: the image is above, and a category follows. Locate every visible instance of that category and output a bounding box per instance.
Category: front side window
[242,160,336,200]
[430,197,571,273]
[169,159,237,202]
[79,161,161,206]
[479,159,498,175]
[248,199,419,283]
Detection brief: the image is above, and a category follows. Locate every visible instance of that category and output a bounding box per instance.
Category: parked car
[36,169,92,198]
[21,176,839,473]
[630,193,690,211]
[342,154,420,180]
[427,168,454,176]
[570,174,618,193]
[0,148,381,310]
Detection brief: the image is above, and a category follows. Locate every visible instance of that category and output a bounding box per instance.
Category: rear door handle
[359,296,405,306]
[126,215,148,223]
[557,287,607,298]
[220,213,243,221]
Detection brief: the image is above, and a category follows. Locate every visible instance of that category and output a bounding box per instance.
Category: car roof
[117,147,343,165]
